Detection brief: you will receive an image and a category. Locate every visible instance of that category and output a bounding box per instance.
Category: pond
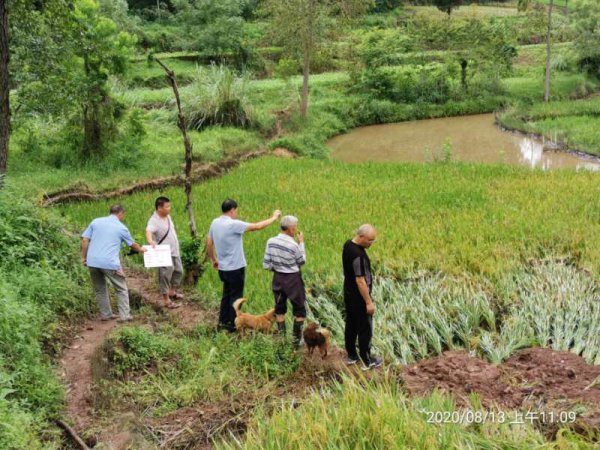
[328,113,600,171]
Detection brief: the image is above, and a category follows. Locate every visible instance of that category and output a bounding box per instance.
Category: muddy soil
[402,348,600,430]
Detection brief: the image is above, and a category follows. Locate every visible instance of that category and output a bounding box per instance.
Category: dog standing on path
[303,322,331,358]
[233,298,276,336]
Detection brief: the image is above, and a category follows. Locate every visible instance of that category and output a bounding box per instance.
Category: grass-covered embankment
[0,191,92,448]
[499,96,600,157]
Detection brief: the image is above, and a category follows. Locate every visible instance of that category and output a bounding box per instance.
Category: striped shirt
[263,233,306,274]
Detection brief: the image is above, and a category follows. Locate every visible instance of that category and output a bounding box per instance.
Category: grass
[218,375,594,450]
[499,96,600,156]
[97,319,300,418]
[0,191,92,448]
[7,110,262,196]
[408,5,519,18]
[60,157,600,306]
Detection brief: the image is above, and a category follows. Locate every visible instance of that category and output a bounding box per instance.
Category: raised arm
[246,209,281,232]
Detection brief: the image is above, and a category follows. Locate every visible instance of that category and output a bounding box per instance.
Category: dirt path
[60,318,121,432]
[59,268,212,440]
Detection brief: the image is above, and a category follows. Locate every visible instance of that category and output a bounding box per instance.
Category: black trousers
[272,271,307,318]
[218,267,245,332]
[344,295,373,364]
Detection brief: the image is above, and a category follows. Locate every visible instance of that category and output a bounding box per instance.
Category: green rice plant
[310,274,497,364]
[494,260,600,365]
[217,374,572,450]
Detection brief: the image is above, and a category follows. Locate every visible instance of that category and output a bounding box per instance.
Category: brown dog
[303,322,331,358]
[233,298,276,336]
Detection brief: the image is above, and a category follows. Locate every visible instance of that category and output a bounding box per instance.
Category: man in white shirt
[146,196,182,309]
[263,215,306,347]
[207,199,281,332]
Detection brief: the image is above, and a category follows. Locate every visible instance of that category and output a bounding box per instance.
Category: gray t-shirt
[208,215,250,271]
[146,212,180,257]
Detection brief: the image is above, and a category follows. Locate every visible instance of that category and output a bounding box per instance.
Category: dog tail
[232,298,245,316]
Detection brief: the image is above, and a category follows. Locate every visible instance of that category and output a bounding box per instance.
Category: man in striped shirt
[263,215,306,347]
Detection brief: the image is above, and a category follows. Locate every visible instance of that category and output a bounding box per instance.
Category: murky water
[328,114,600,171]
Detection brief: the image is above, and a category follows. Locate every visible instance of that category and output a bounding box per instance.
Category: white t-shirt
[146,212,180,257]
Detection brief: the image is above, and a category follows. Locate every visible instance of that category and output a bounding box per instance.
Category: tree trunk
[82,102,103,159]
[544,0,554,103]
[156,59,197,240]
[300,46,310,118]
[156,58,201,285]
[0,0,10,187]
[460,59,468,90]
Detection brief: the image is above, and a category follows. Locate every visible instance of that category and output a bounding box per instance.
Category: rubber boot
[292,320,304,348]
[277,321,286,336]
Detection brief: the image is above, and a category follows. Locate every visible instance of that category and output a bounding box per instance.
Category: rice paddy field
[59,157,600,447]
[7,2,600,448]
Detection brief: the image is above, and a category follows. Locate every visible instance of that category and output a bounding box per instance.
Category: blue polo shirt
[82,215,135,270]
[208,215,250,271]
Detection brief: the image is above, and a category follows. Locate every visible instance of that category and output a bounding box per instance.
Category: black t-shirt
[342,240,372,300]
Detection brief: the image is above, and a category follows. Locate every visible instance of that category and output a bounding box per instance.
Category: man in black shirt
[342,224,382,370]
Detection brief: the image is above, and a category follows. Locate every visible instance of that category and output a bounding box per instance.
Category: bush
[353,64,452,104]
[185,65,254,130]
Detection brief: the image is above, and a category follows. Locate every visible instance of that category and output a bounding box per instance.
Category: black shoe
[361,356,383,371]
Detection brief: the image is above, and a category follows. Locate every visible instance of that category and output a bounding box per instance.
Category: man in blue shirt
[81,205,146,322]
[207,199,281,332]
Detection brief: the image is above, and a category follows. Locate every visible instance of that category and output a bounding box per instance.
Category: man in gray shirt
[207,199,281,332]
[146,196,182,309]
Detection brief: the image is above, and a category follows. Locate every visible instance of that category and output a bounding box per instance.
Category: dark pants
[273,271,307,318]
[218,267,245,332]
[344,295,373,364]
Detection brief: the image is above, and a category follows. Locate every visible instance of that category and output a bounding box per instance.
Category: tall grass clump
[186,65,254,130]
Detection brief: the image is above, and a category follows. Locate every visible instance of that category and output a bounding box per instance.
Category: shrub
[185,65,254,130]
[353,64,452,104]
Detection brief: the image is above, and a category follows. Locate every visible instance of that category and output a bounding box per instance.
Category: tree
[173,0,246,58]
[0,0,9,185]
[544,0,554,102]
[572,0,600,77]
[72,0,135,158]
[263,0,371,118]
[10,0,134,160]
[433,0,463,16]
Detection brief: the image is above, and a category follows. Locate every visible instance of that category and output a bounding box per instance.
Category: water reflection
[519,138,544,168]
[327,114,600,171]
